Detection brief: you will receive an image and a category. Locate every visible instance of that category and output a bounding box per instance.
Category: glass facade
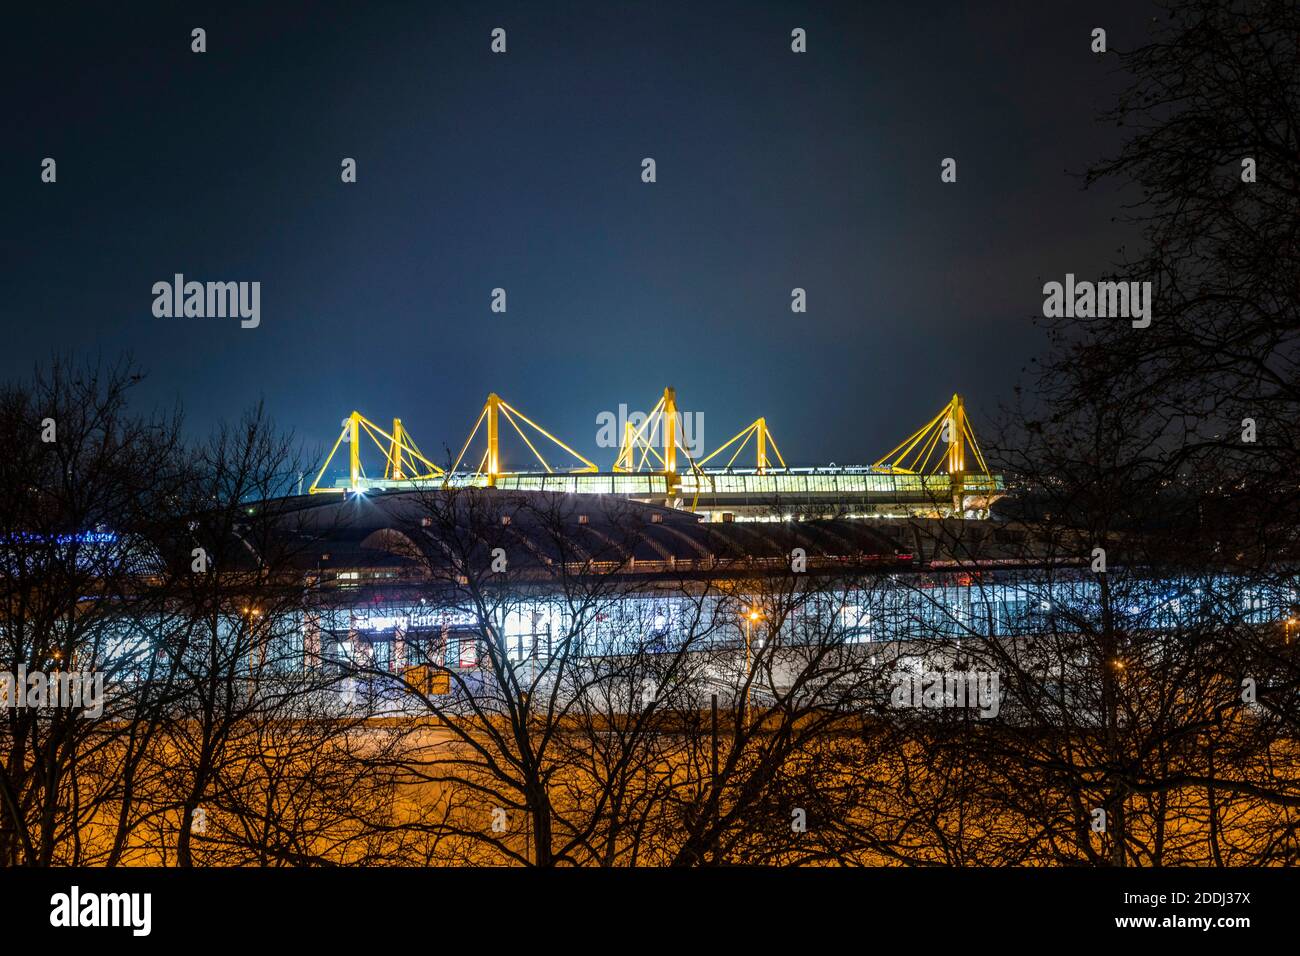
[342,470,1003,499]
[676,472,1004,496]
[300,571,1298,670]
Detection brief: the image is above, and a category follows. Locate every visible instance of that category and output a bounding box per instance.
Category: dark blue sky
[6,1,1153,476]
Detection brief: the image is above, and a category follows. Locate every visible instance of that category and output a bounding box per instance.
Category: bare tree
[0,358,190,865]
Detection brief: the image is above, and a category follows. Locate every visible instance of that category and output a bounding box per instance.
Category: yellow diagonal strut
[309,411,445,493]
[614,393,666,472]
[873,393,989,475]
[696,418,787,473]
[613,387,707,475]
[448,393,597,486]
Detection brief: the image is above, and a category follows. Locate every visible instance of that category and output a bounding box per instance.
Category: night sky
[6,1,1155,477]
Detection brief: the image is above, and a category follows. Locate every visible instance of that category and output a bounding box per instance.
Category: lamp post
[744,607,762,718]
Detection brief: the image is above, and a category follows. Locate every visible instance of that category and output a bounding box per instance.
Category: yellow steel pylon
[386,419,406,479]
[613,387,703,475]
[664,387,678,474]
[696,417,787,473]
[448,393,597,486]
[309,411,444,493]
[873,393,989,476]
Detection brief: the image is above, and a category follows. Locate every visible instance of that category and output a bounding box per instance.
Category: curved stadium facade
[196,488,1294,709]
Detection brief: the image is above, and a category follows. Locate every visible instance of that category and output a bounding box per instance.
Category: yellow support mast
[487,393,500,485]
[947,394,965,476]
[447,392,598,485]
[696,417,787,474]
[873,393,989,476]
[613,421,637,471]
[348,412,361,490]
[309,411,444,494]
[664,387,678,474]
[612,387,703,478]
[387,418,404,479]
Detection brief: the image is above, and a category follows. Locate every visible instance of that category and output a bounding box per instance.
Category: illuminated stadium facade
[208,488,1297,707]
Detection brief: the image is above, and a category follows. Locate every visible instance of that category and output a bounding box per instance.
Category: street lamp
[744,607,763,717]
[243,606,267,676]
